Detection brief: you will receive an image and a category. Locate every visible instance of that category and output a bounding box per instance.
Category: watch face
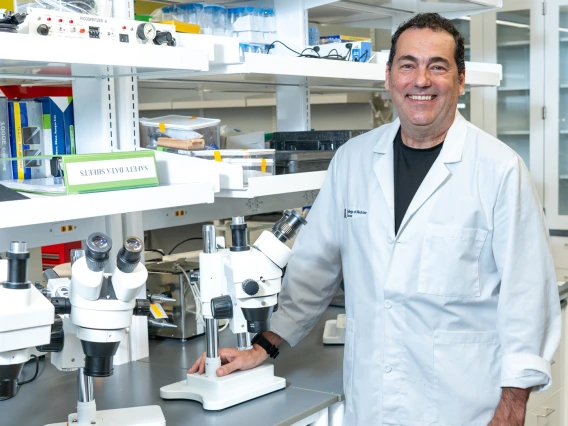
[137,22,156,42]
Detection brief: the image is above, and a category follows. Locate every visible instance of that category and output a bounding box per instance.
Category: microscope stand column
[237,333,252,350]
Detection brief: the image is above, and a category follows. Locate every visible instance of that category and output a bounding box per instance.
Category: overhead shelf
[216,171,327,199]
[0,183,215,229]
[305,0,502,27]
[139,52,501,89]
[0,32,209,84]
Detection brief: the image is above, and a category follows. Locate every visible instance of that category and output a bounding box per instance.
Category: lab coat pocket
[418,224,488,298]
[343,317,355,413]
[433,331,501,425]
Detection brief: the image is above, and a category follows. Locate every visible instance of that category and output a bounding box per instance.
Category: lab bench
[0,307,346,426]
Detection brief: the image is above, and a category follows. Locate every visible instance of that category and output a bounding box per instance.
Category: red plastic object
[42,241,82,269]
[0,86,72,99]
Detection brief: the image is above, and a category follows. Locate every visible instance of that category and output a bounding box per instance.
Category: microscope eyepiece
[116,236,143,273]
[85,232,112,272]
[3,241,31,290]
[271,210,307,243]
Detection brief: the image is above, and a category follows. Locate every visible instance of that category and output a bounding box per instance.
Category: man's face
[384,28,465,134]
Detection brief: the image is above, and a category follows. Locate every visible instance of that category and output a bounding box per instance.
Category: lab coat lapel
[396,111,467,236]
[373,119,400,234]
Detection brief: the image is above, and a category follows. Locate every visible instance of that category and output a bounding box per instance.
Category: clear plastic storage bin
[193,149,275,184]
[139,115,221,150]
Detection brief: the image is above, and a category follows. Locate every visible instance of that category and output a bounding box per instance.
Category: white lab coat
[271,112,562,426]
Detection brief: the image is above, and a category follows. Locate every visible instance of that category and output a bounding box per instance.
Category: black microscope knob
[242,279,259,296]
[211,295,233,319]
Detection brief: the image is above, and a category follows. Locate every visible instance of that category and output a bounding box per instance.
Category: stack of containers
[229,6,276,54]
[151,3,276,45]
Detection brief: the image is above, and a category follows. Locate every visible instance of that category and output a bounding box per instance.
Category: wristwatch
[251,333,280,359]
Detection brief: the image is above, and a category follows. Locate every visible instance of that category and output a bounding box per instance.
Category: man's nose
[414,67,431,87]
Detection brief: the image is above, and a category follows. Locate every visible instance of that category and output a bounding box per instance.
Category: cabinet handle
[535,407,555,417]
[551,359,556,365]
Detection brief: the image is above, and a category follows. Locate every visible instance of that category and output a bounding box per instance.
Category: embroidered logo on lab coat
[344,209,368,218]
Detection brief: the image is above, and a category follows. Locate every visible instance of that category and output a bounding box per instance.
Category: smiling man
[190,13,561,425]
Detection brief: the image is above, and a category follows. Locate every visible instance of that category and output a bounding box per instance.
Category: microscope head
[236,210,307,333]
[69,233,149,378]
[0,242,54,400]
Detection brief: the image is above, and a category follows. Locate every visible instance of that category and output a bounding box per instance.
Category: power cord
[267,40,359,62]
[168,237,203,256]
[0,355,42,401]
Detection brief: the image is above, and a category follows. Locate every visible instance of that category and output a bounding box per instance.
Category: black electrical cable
[145,249,166,257]
[168,238,203,255]
[0,355,42,402]
[359,50,369,63]
[18,355,40,385]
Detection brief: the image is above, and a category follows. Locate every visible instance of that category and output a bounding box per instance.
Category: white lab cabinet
[468,0,545,201]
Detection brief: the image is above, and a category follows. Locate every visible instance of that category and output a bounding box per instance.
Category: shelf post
[274,0,310,131]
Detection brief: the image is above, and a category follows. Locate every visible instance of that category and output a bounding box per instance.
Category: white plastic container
[192,149,275,184]
[139,115,221,149]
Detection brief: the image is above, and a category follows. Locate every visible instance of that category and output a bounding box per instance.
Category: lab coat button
[384,300,392,309]
[387,237,394,244]
[384,365,392,373]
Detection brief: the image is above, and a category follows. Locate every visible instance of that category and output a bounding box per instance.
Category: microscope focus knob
[242,279,260,296]
[211,295,233,319]
[133,299,151,316]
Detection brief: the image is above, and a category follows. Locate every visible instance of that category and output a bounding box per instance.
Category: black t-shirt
[393,128,443,235]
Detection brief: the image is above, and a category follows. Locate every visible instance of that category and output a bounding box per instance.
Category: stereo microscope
[44,232,166,426]
[0,241,54,401]
[160,210,306,410]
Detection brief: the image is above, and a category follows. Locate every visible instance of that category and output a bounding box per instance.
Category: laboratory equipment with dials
[42,232,165,426]
[160,210,306,410]
[0,241,54,401]
[23,8,176,46]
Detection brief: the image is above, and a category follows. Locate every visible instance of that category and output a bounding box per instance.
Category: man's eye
[432,66,446,71]
[401,64,414,69]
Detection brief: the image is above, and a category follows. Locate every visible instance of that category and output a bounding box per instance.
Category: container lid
[139,115,221,130]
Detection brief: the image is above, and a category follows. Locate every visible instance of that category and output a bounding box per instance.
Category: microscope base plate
[160,363,285,410]
[45,405,166,426]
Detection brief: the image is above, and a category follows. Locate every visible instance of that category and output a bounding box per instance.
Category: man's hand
[188,331,283,377]
[488,387,531,426]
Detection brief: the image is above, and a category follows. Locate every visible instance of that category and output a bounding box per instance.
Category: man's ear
[385,64,391,90]
[459,70,466,94]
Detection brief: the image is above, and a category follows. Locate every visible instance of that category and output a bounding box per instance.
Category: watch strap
[251,333,280,359]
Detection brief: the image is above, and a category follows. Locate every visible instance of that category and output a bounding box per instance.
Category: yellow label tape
[261,158,267,173]
[213,151,222,162]
[150,303,168,319]
[159,122,166,132]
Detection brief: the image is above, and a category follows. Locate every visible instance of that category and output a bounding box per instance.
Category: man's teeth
[409,95,434,100]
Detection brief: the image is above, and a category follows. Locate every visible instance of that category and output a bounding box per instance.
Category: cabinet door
[470,0,545,202]
[545,0,568,229]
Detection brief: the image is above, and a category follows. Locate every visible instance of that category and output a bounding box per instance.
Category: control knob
[242,279,260,296]
[37,24,49,36]
[154,31,173,45]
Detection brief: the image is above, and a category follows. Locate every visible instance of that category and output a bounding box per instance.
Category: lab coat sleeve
[492,155,562,392]
[270,151,343,347]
